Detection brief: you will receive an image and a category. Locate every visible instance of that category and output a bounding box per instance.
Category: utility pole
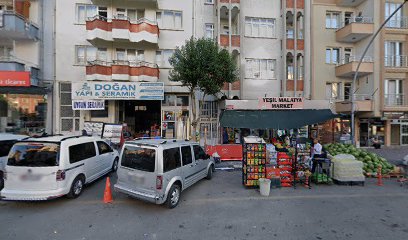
[351,0,408,146]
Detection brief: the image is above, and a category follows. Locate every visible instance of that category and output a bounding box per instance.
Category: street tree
[169,37,238,140]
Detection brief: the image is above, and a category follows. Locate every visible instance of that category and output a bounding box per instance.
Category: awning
[0,86,48,95]
[220,109,338,129]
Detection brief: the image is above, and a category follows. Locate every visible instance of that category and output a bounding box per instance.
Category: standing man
[311,139,323,173]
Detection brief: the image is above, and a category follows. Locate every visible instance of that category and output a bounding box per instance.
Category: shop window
[176,96,189,106]
[90,101,109,118]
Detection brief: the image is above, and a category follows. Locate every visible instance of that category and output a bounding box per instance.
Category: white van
[0,134,29,190]
[0,135,119,200]
[114,139,215,208]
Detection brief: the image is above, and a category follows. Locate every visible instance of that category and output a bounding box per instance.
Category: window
[245,59,276,79]
[200,101,218,118]
[91,101,109,118]
[163,147,181,172]
[204,0,214,4]
[193,145,207,160]
[156,10,183,29]
[385,41,403,67]
[245,17,276,38]
[75,46,96,65]
[176,96,189,106]
[156,50,175,68]
[59,83,80,132]
[0,140,17,157]
[326,47,340,64]
[181,146,193,165]
[115,49,144,62]
[344,83,351,100]
[76,5,97,23]
[7,143,59,167]
[385,2,403,28]
[115,8,144,21]
[326,82,340,100]
[69,142,96,164]
[97,141,113,155]
[326,11,340,29]
[0,46,12,59]
[205,23,214,39]
[121,146,156,172]
[385,79,403,106]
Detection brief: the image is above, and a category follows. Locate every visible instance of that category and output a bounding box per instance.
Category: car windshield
[7,142,60,167]
[121,146,155,172]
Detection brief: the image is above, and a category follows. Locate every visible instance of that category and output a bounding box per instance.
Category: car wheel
[205,165,213,180]
[112,158,119,172]
[165,184,181,209]
[67,176,85,199]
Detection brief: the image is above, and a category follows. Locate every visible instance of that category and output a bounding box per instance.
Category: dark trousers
[311,154,324,173]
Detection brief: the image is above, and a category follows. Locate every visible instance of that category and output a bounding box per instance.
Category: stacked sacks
[331,154,365,182]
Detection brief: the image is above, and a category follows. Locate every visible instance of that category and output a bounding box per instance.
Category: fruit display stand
[242,137,267,187]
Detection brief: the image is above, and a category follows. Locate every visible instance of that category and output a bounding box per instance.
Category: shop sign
[71,82,164,100]
[101,124,123,144]
[72,100,105,110]
[0,71,30,87]
[258,97,304,110]
[383,112,408,120]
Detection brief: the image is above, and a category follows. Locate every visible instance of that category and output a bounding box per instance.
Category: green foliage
[169,37,238,96]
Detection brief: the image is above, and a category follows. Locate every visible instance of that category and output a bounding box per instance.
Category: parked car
[0,135,119,200]
[0,134,29,190]
[114,139,215,208]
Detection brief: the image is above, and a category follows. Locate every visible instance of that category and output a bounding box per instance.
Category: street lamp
[351,0,408,146]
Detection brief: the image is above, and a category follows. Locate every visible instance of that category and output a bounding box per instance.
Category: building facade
[44,0,310,143]
[0,0,46,134]
[311,0,408,146]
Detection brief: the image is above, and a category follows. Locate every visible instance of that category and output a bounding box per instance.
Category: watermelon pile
[324,143,395,175]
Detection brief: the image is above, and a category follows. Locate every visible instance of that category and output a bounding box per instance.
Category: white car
[115,139,215,208]
[0,135,119,200]
[0,133,29,190]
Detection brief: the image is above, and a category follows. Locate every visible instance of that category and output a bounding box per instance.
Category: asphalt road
[1,170,408,240]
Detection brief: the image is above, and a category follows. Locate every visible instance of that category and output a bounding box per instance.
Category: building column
[385,120,391,147]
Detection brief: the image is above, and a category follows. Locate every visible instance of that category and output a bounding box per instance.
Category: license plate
[128,174,144,184]
[20,174,43,181]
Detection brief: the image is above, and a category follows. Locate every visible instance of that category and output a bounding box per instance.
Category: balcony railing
[338,16,374,28]
[337,56,374,66]
[384,55,408,68]
[384,94,406,106]
[385,16,408,29]
[0,10,39,40]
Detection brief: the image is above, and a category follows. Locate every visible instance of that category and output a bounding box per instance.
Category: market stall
[218,98,339,188]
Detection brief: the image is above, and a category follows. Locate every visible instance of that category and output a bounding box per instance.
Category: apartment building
[0,0,46,133]
[311,0,408,146]
[43,0,309,141]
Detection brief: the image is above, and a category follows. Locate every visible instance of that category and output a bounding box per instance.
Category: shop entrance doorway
[119,100,161,138]
[391,124,400,145]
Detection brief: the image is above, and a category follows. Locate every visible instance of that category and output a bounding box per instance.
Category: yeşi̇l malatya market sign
[258,97,304,109]
[71,82,164,100]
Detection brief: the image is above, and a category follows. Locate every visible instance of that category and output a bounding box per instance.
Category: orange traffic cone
[103,177,113,203]
[377,166,383,186]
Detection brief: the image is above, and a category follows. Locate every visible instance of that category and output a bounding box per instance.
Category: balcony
[335,56,374,78]
[86,16,159,44]
[336,17,374,43]
[219,34,240,48]
[384,94,408,109]
[385,17,408,29]
[384,55,408,68]
[86,60,159,82]
[0,11,39,41]
[335,95,373,113]
[336,0,366,7]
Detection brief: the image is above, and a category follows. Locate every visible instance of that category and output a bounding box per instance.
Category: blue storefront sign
[71,81,164,100]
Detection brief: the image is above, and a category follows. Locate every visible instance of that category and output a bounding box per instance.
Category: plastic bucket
[259,178,271,196]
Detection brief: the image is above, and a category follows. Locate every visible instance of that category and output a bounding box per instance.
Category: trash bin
[259,178,271,196]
